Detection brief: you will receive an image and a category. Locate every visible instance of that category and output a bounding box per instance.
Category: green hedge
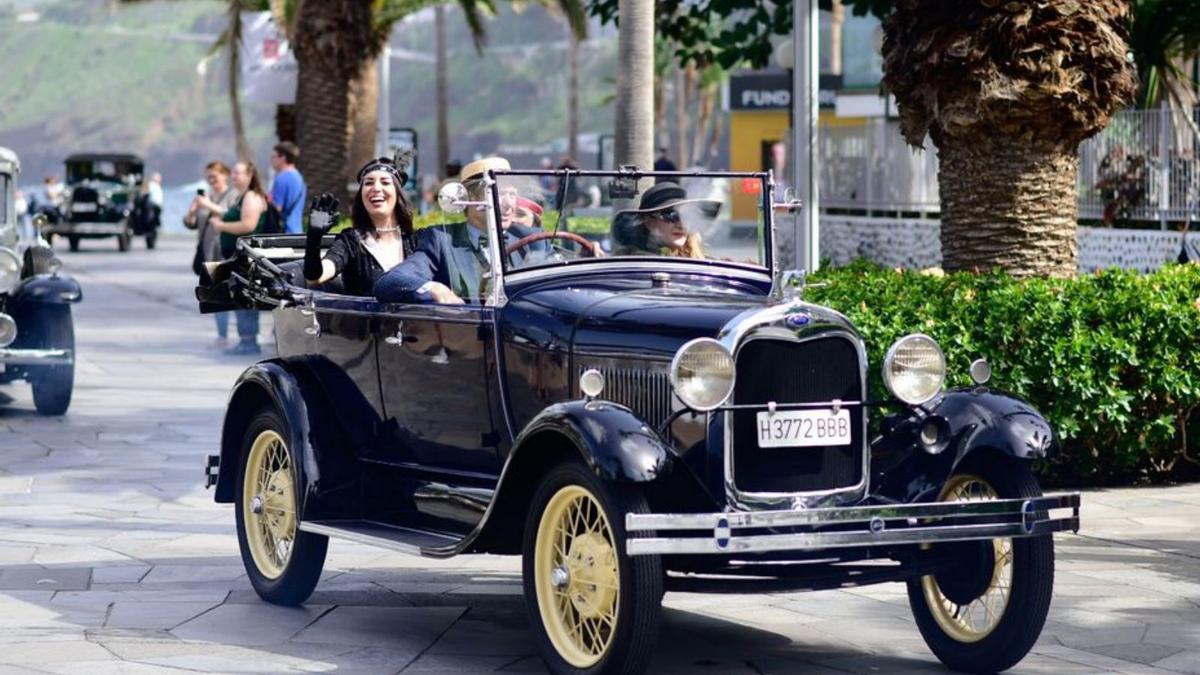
[413,210,610,235]
[807,261,1200,485]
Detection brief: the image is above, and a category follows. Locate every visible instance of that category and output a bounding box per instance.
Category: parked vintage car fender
[214,359,328,507]
[9,274,82,306]
[873,387,1059,502]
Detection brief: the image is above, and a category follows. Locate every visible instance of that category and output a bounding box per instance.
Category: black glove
[304,193,339,281]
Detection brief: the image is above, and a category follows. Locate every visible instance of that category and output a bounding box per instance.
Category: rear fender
[214,358,365,519]
[463,400,678,555]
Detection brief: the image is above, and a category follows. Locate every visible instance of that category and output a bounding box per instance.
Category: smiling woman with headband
[303,151,417,296]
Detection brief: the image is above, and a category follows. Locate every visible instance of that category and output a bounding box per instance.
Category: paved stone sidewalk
[0,236,1197,674]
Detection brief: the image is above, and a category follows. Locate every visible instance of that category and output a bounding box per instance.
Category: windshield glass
[66,160,141,185]
[492,172,769,273]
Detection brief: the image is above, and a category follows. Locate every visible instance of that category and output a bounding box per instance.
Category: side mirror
[32,213,48,238]
[437,182,470,214]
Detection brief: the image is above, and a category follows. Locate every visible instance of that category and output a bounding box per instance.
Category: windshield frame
[487,168,777,287]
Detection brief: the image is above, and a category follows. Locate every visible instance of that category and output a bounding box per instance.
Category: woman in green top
[209,161,268,355]
[212,161,268,258]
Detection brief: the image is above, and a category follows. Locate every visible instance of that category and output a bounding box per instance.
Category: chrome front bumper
[0,348,73,366]
[625,493,1080,556]
[47,222,127,235]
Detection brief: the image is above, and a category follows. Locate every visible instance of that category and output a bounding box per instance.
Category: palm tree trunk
[436,5,450,179]
[614,0,654,175]
[227,0,252,161]
[938,136,1079,277]
[348,55,379,177]
[674,67,687,168]
[567,29,580,161]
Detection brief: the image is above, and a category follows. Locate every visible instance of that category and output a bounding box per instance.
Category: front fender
[11,274,83,306]
[513,399,677,482]
[872,388,1057,502]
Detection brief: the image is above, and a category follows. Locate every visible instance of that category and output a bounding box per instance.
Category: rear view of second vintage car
[200,168,1079,675]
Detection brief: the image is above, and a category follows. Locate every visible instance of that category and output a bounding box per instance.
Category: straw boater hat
[618,181,721,214]
[460,157,511,182]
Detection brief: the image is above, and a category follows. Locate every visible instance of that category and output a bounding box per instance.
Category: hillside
[0,0,618,185]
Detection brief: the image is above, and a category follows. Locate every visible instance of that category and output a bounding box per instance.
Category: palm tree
[881,0,1137,277]
[1129,0,1200,149]
[289,0,587,201]
[614,0,654,173]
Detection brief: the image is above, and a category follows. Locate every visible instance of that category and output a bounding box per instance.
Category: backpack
[260,201,284,235]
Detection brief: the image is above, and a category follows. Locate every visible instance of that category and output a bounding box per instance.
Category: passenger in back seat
[303,152,417,296]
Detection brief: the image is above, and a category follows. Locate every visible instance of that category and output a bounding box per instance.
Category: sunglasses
[653,208,681,223]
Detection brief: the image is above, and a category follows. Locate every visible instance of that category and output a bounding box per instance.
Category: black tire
[146,230,157,249]
[68,235,80,252]
[234,408,327,606]
[522,460,662,675]
[117,233,131,252]
[29,305,74,416]
[907,456,1054,673]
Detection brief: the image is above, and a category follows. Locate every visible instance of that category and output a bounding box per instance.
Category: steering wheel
[504,230,604,258]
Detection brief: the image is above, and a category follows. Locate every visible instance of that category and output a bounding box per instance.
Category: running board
[299,520,461,557]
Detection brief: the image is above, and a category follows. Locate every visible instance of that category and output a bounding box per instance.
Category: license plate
[72,203,97,213]
[756,409,852,448]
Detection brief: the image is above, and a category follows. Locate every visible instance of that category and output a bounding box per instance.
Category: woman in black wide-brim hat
[612,181,716,259]
[303,152,417,296]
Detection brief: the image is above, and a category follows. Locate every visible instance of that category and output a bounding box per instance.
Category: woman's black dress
[322,229,415,297]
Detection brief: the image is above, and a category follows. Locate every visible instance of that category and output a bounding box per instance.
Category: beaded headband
[357,148,415,186]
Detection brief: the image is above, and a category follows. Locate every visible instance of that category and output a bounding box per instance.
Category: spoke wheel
[242,429,297,579]
[536,485,620,668]
[234,408,327,605]
[907,456,1054,673]
[523,461,661,675]
[920,475,1012,642]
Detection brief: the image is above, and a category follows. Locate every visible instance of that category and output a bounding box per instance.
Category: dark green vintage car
[44,152,156,252]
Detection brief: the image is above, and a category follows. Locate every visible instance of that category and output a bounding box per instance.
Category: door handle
[383,322,405,345]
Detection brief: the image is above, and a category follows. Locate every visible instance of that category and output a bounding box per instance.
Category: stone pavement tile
[171,602,332,646]
[425,615,538,657]
[90,565,151,584]
[0,545,36,564]
[291,605,465,649]
[1036,644,1175,674]
[0,640,114,665]
[1089,643,1186,666]
[39,661,198,675]
[401,653,542,673]
[1144,622,1200,647]
[105,601,223,631]
[0,665,52,675]
[32,545,137,566]
[375,581,461,596]
[138,563,245,584]
[1152,650,1200,674]
[446,582,523,596]
[0,565,91,591]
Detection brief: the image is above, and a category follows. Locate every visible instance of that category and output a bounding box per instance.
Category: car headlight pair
[665,333,946,412]
[0,248,21,294]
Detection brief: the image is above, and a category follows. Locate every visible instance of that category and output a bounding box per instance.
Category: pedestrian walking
[212,161,269,355]
[184,161,239,348]
[269,142,306,234]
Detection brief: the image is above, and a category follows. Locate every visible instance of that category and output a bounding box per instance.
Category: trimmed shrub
[808,261,1200,485]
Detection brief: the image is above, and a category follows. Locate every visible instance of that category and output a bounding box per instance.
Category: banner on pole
[240,12,296,104]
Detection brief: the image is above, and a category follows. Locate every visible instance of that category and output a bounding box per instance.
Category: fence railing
[819,107,1200,227]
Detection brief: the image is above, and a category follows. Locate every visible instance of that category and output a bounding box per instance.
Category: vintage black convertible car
[200,168,1079,674]
[0,147,81,415]
[44,153,156,252]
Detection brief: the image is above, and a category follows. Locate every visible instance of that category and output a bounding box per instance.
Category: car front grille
[730,336,864,494]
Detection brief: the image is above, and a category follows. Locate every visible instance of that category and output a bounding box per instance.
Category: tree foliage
[589,0,892,68]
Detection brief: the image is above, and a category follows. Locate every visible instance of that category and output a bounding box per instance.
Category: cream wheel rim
[534,484,619,668]
[242,429,296,580]
[920,473,1013,643]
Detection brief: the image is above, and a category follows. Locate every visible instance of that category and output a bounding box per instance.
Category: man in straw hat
[375,157,543,304]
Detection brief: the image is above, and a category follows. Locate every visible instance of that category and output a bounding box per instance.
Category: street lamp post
[792,0,820,272]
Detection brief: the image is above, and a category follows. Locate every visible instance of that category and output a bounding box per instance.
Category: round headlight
[670,338,735,411]
[882,334,946,405]
[0,248,21,294]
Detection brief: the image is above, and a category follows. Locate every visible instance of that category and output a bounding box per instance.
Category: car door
[374,302,503,533]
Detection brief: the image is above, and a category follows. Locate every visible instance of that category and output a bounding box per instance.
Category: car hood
[507,269,852,361]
